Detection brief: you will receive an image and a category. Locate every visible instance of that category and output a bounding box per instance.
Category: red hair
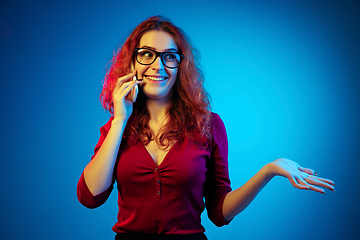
[100,16,212,148]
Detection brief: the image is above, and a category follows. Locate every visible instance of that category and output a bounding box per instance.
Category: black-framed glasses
[134,48,184,69]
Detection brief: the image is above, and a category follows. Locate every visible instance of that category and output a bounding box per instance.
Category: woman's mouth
[144,75,168,82]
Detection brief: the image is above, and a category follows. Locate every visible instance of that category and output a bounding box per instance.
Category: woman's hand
[112,70,141,121]
[268,158,335,194]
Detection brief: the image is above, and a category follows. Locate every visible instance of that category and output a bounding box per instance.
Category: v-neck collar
[138,140,179,168]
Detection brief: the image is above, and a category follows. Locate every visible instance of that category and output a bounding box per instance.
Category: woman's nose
[151,56,165,71]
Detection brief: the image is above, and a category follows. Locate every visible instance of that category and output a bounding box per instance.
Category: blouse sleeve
[77,117,115,209]
[204,113,232,227]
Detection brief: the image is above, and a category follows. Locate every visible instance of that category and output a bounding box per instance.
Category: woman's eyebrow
[164,48,177,52]
[141,45,178,52]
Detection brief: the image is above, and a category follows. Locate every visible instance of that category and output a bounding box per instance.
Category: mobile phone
[127,64,140,102]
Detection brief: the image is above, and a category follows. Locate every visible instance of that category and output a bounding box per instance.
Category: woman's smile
[144,75,168,82]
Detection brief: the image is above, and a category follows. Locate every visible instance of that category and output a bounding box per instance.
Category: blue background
[1,0,359,239]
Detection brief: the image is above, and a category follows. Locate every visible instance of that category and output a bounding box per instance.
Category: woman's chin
[141,88,173,101]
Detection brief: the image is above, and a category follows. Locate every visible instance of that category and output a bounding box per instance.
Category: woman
[77,16,335,240]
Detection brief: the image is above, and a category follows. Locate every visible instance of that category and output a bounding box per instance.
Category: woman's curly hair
[100,15,212,148]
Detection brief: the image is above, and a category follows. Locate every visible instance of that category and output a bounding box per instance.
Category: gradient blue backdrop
[1,0,359,239]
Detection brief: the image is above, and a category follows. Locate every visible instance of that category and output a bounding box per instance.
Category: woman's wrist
[263,162,277,179]
[110,117,128,134]
[112,116,127,125]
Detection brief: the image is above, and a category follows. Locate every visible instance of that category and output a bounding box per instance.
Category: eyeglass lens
[136,49,181,68]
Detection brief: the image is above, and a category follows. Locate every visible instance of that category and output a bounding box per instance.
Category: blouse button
[156,180,160,184]
[157,191,161,195]
[155,168,158,171]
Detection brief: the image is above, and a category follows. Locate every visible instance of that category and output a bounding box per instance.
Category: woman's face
[135,30,179,101]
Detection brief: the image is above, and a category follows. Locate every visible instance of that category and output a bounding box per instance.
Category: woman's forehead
[138,30,178,51]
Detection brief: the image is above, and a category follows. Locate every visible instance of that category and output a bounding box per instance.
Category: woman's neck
[146,98,172,125]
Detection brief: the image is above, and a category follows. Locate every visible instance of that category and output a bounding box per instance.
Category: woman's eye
[139,50,153,58]
[164,53,177,61]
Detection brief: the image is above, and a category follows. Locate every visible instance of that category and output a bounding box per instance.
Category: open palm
[270,158,335,194]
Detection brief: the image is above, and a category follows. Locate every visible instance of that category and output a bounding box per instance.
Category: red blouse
[77,112,232,234]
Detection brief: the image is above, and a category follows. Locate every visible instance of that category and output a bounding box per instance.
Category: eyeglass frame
[133,48,184,69]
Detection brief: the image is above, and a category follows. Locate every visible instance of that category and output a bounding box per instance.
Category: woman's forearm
[223,158,335,222]
[83,118,126,196]
[222,163,274,222]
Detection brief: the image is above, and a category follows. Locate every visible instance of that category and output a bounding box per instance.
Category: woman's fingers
[113,70,141,96]
[310,175,335,185]
[289,175,329,194]
[298,165,336,192]
[295,176,325,194]
[113,80,138,101]
[308,185,325,194]
[115,71,137,89]
[305,176,336,191]
[298,166,317,175]
[289,176,310,190]
[111,71,142,119]
[293,174,335,194]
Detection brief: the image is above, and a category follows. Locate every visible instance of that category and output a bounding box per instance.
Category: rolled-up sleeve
[204,113,232,227]
[77,117,114,209]
[77,172,113,209]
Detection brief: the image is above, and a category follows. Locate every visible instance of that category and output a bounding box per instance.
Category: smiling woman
[77,15,335,240]
[135,30,179,101]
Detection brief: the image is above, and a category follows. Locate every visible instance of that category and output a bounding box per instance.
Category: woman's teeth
[145,76,167,81]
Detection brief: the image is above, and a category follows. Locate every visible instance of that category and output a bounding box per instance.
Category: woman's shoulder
[211,112,225,129]
[211,112,221,121]
[210,112,227,140]
[208,112,228,152]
